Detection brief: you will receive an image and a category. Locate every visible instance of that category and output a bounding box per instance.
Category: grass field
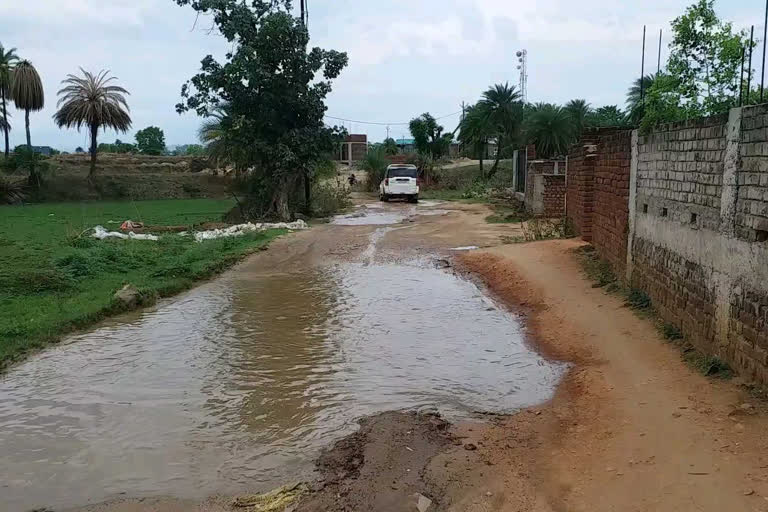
[0,199,284,368]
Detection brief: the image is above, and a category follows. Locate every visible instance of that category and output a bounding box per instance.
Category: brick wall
[566,131,605,241]
[737,104,768,241]
[628,107,768,385]
[542,174,566,217]
[592,130,633,277]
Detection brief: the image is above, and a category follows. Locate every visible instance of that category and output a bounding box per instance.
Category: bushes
[0,177,27,204]
[360,146,389,192]
[311,181,351,217]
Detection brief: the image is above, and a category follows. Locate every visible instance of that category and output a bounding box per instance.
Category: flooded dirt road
[0,200,562,511]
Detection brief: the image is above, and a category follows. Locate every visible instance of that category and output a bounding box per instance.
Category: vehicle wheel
[382,194,389,202]
[409,195,419,203]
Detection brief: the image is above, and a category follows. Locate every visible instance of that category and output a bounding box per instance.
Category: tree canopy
[409,113,452,159]
[135,126,166,155]
[176,0,347,219]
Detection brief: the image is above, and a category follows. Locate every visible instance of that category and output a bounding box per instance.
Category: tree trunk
[1,89,8,158]
[303,170,311,215]
[89,123,98,178]
[270,176,292,221]
[488,135,503,178]
[25,109,31,148]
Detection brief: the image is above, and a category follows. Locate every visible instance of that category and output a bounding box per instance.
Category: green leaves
[409,113,452,159]
[135,126,166,156]
[176,2,347,219]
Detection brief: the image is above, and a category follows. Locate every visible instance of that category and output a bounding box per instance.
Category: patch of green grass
[660,322,684,341]
[0,199,284,368]
[625,289,652,311]
[575,245,618,288]
[682,348,734,379]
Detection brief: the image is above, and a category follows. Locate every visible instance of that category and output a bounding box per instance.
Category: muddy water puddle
[331,202,448,225]
[0,222,563,511]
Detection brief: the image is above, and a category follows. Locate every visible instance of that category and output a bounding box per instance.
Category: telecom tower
[516,49,528,103]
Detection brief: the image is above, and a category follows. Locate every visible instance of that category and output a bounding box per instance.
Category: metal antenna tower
[516,49,528,103]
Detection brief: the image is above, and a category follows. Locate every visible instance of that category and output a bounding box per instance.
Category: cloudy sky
[1,0,760,151]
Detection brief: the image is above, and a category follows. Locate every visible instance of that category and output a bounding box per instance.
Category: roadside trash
[232,482,309,512]
[120,220,144,231]
[194,220,308,242]
[92,226,159,241]
[450,246,479,251]
[113,284,141,310]
[408,492,433,512]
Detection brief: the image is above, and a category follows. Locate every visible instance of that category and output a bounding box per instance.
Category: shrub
[626,289,652,310]
[0,177,27,204]
[360,146,389,192]
[311,181,351,217]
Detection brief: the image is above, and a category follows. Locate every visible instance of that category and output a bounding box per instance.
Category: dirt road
[57,200,768,512]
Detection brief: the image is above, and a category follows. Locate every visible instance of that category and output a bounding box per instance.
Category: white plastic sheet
[92,226,159,241]
[193,220,308,242]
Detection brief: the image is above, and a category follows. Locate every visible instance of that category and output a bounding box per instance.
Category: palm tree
[198,103,248,176]
[53,68,131,177]
[626,74,656,125]
[0,110,10,135]
[524,103,575,159]
[0,43,18,158]
[458,102,492,176]
[479,82,523,176]
[565,99,591,141]
[10,60,44,148]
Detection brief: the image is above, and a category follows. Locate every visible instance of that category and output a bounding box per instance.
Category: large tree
[135,126,166,155]
[176,0,347,220]
[478,82,523,176]
[0,43,17,158]
[10,60,44,149]
[53,69,132,177]
[585,105,628,128]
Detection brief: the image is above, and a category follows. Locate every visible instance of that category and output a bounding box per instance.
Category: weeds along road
[3,198,768,512]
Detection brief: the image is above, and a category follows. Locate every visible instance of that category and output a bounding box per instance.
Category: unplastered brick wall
[542,175,566,217]
[737,104,768,241]
[628,106,768,385]
[635,114,727,231]
[524,159,565,215]
[566,137,598,241]
[592,130,633,277]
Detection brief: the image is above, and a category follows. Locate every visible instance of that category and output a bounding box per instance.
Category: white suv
[379,164,419,203]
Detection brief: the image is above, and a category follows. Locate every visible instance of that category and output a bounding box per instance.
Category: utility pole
[640,26,647,108]
[762,0,768,101]
[386,125,390,140]
[657,29,662,75]
[300,0,306,26]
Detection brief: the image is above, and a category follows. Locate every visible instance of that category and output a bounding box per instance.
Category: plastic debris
[232,482,309,512]
[194,220,308,242]
[120,220,144,231]
[449,246,479,251]
[92,226,159,241]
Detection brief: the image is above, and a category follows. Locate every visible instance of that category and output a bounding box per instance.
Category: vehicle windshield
[388,168,418,178]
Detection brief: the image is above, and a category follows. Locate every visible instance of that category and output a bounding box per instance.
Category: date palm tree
[479,82,523,177]
[524,103,575,159]
[626,74,656,125]
[0,43,18,158]
[53,68,131,177]
[10,60,44,148]
[458,102,492,177]
[565,99,591,141]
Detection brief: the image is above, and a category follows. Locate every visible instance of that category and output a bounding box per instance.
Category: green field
[0,199,285,368]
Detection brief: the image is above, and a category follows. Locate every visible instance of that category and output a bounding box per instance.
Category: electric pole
[300,0,306,26]
[516,50,528,104]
